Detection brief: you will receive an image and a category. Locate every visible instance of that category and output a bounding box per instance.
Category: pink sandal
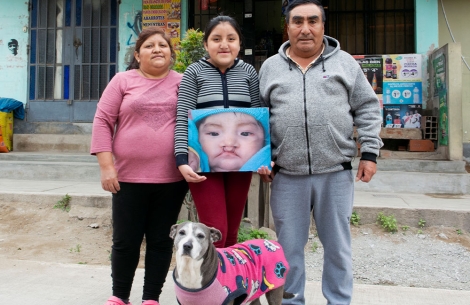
[104,296,132,305]
[141,301,160,305]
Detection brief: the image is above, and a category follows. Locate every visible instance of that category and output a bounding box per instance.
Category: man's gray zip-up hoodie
[259,35,383,175]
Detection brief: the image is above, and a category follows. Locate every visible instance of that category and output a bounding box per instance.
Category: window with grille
[189,0,246,33]
[323,0,415,55]
[28,0,118,122]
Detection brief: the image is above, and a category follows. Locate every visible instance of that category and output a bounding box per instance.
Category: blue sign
[383,82,422,105]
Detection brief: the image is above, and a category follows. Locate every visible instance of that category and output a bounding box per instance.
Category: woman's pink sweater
[91,69,184,183]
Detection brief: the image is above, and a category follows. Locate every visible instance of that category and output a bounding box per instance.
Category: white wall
[118,0,143,72]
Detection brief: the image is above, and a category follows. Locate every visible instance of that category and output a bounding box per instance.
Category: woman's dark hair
[285,0,326,24]
[126,26,176,71]
[203,15,244,47]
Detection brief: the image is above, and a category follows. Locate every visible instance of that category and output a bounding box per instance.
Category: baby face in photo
[198,112,265,172]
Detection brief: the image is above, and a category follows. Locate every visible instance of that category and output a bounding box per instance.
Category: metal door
[28,0,118,122]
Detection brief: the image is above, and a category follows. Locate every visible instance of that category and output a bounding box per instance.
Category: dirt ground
[0,200,469,271]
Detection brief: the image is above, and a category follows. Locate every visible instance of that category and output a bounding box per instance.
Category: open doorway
[253,0,284,71]
[188,0,284,71]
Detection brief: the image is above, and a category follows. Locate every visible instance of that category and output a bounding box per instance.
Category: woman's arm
[90,73,126,192]
[96,152,120,193]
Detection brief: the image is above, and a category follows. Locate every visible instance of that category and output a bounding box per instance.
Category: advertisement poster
[188,108,271,173]
[355,54,424,128]
[142,0,181,49]
[432,54,448,145]
[383,104,422,128]
[383,81,422,105]
[353,56,383,95]
[383,54,422,82]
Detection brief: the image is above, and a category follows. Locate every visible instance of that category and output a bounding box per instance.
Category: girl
[175,15,264,248]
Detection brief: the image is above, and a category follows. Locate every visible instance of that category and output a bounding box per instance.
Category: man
[258,0,383,304]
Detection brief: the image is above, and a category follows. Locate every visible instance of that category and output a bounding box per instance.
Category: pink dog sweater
[173,239,289,305]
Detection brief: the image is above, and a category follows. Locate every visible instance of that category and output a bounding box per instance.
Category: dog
[170,221,294,305]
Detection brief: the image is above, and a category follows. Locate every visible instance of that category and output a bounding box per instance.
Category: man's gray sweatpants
[270,170,354,305]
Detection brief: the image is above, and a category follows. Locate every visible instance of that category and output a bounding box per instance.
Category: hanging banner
[142,0,181,50]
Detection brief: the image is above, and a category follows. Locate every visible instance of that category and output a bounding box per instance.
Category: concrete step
[0,152,99,182]
[1,152,469,193]
[1,178,469,232]
[0,151,96,162]
[352,159,470,194]
[13,134,91,153]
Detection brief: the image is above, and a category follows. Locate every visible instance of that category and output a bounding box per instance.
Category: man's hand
[355,160,377,183]
[178,164,207,183]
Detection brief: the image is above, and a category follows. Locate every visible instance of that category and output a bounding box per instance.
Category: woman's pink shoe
[104,296,132,305]
[141,301,160,305]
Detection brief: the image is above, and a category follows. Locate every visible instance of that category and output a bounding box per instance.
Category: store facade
[1,0,467,160]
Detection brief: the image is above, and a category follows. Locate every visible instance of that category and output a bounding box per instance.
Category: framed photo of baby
[188,108,271,173]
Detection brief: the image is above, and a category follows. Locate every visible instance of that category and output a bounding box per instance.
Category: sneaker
[141,301,160,305]
[104,296,132,305]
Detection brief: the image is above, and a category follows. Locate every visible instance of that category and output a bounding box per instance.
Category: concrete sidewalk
[1,178,470,304]
[2,178,470,210]
[1,257,469,305]
[1,178,470,230]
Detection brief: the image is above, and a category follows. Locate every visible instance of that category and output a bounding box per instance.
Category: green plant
[237,227,269,243]
[456,229,463,235]
[173,29,205,73]
[418,219,426,228]
[311,241,319,253]
[70,244,81,253]
[417,229,423,234]
[350,211,360,226]
[54,194,71,212]
[376,212,397,233]
[401,225,410,231]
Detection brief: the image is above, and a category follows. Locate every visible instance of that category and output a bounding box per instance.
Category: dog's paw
[249,244,262,255]
[223,250,236,265]
[274,261,287,279]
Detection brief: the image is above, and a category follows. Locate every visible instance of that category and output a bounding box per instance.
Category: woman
[91,27,188,305]
[174,15,267,248]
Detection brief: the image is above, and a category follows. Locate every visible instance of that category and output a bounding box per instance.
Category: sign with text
[142,0,181,50]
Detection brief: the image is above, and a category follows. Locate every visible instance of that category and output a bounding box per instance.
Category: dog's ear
[209,227,222,243]
[169,223,180,239]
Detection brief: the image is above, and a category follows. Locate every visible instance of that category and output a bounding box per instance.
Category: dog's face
[170,222,222,260]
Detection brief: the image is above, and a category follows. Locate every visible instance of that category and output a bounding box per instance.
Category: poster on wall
[187,108,271,173]
[383,104,422,128]
[383,54,422,81]
[383,81,422,105]
[353,55,384,109]
[433,53,448,145]
[355,53,423,129]
[142,0,181,50]
[353,56,383,95]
